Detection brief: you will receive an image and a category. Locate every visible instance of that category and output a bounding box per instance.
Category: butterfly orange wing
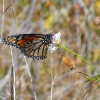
[2,34,52,60]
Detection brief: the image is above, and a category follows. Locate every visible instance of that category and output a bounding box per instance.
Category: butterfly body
[2,34,53,60]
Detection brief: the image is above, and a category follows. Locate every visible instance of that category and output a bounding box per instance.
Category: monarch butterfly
[2,33,53,60]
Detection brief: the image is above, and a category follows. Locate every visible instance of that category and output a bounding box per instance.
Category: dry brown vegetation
[0,0,100,100]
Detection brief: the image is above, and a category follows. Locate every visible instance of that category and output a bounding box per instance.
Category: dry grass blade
[80,87,92,100]
[0,0,15,17]
[11,66,14,100]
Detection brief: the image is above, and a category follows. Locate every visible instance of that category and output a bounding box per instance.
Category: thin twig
[47,59,53,100]
[10,47,16,100]
[11,66,14,100]
[7,82,11,95]
[11,9,19,34]
[0,0,15,17]
[48,51,63,100]
[80,87,92,100]
[11,7,37,100]
[1,0,4,39]
[79,72,99,86]
[24,56,37,100]
[15,84,29,98]
[50,64,53,100]
[23,0,36,33]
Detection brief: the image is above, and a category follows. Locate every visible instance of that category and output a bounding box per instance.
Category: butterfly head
[42,34,52,45]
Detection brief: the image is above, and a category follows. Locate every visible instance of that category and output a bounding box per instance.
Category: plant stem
[11,66,14,100]
[60,44,100,75]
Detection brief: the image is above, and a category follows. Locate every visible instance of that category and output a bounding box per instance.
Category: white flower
[52,32,61,44]
[48,32,61,53]
[48,44,58,53]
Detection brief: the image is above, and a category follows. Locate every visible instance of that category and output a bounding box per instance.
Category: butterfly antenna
[0,0,15,18]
